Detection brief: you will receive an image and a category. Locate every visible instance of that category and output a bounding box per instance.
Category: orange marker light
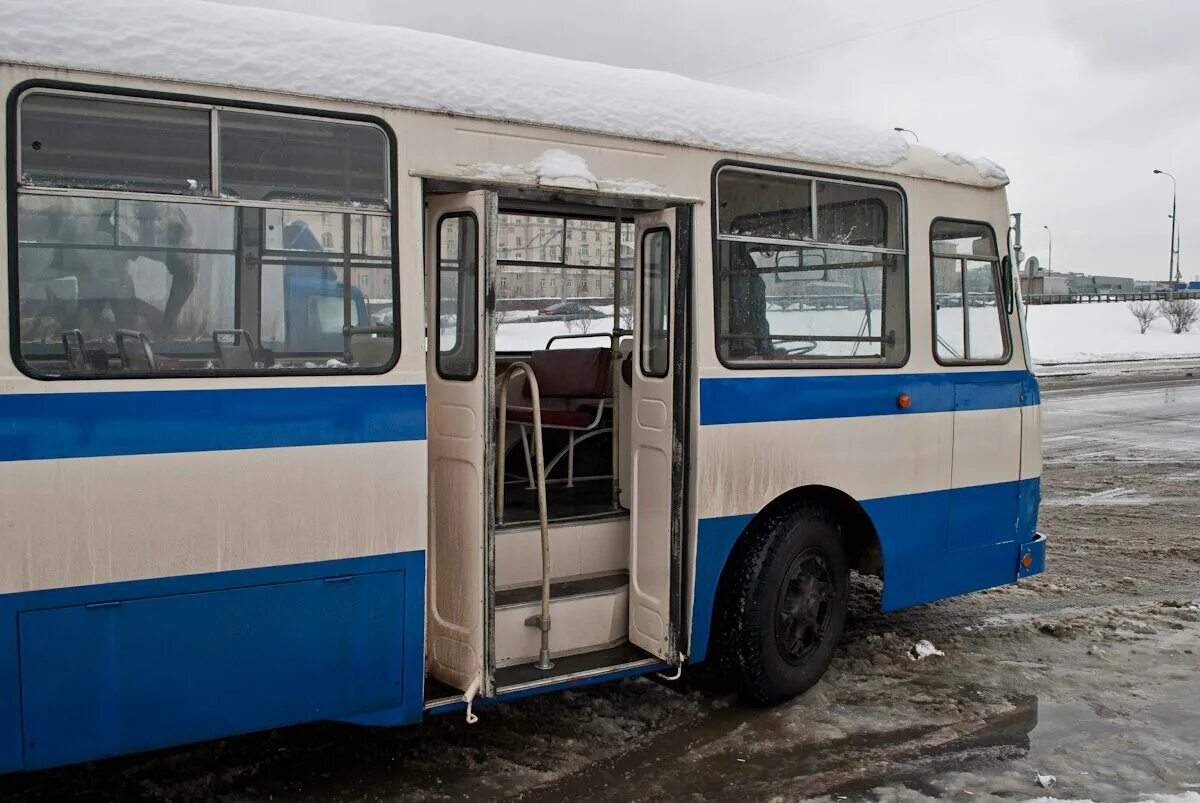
[897,393,912,409]
[1022,553,1033,569]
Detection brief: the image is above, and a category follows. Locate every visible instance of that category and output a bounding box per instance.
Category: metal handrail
[114,329,156,370]
[544,331,616,350]
[496,361,553,671]
[61,329,88,372]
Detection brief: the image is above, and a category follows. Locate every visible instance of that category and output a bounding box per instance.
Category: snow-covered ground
[501,300,1195,368]
[1025,302,1200,365]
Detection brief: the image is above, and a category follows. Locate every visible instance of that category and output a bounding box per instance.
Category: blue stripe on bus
[698,369,1039,426]
[0,383,427,462]
[0,551,425,773]
[688,477,1042,664]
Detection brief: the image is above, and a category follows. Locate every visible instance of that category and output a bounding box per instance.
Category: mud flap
[1018,533,1047,578]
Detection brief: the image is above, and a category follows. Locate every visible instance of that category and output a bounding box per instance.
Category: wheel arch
[696,484,884,663]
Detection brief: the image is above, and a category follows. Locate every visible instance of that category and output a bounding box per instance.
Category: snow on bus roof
[0,0,1007,188]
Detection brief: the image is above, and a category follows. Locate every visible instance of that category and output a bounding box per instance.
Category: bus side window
[13,90,397,378]
[713,166,909,368]
[930,219,1009,364]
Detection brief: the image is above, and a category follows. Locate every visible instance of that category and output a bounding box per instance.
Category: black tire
[723,505,849,706]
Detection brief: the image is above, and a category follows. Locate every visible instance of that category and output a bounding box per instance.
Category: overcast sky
[219,0,1194,282]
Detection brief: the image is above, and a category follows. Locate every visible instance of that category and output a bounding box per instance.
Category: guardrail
[1025,290,1200,305]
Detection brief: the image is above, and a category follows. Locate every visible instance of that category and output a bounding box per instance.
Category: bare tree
[1129,301,1159,334]
[565,314,594,335]
[1159,298,1199,334]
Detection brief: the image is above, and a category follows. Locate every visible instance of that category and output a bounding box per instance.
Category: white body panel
[0,439,427,596]
[0,59,1038,661]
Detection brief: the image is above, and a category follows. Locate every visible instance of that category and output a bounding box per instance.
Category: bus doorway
[423,190,689,706]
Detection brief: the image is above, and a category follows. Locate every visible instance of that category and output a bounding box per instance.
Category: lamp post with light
[1155,169,1177,297]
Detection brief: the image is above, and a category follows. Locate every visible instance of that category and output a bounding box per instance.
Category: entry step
[494,571,629,668]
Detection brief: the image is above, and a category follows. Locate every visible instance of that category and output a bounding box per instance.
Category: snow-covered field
[499,301,1196,367]
[1025,302,1200,365]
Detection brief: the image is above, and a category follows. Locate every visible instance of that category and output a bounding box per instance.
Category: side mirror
[1001,255,1015,315]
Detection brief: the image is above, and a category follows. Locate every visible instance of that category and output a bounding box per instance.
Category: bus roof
[1,0,1008,189]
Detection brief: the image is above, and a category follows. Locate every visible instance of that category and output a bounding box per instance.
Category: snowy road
[4,379,1200,802]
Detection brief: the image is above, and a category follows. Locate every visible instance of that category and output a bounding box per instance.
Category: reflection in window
[436,214,479,380]
[715,167,908,366]
[640,229,671,378]
[14,91,396,377]
[17,196,236,368]
[931,220,1007,362]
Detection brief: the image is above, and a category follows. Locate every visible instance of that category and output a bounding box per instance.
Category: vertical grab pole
[496,362,553,670]
[611,208,623,510]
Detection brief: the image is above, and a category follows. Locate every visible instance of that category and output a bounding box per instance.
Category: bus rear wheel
[725,506,849,706]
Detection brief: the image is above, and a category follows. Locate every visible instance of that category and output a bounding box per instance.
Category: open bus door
[424,190,496,696]
[628,208,686,665]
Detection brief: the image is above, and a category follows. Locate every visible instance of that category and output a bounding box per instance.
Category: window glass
[16,195,237,371]
[436,214,479,379]
[718,244,904,361]
[20,93,211,195]
[815,180,903,249]
[931,220,1007,363]
[718,168,813,242]
[499,214,564,262]
[499,214,633,268]
[219,111,388,208]
[715,167,908,367]
[14,92,398,378]
[640,229,671,378]
[495,266,627,352]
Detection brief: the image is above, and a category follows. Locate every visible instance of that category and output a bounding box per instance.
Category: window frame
[639,225,672,379]
[6,80,401,381]
[710,159,911,371]
[434,210,479,381]
[928,216,1012,367]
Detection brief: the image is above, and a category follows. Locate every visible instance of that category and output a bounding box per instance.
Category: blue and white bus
[0,0,1044,773]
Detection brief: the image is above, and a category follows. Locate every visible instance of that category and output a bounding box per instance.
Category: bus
[0,0,1044,773]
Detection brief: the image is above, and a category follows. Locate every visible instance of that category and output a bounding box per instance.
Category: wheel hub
[775,549,834,665]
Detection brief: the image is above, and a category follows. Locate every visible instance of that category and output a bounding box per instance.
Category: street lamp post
[893,127,919,143]
[1155,169,1177,297]
[1043,225,1052,273]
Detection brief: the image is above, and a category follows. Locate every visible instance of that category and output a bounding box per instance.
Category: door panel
[628,211,678,661]
[425,191,493,692]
